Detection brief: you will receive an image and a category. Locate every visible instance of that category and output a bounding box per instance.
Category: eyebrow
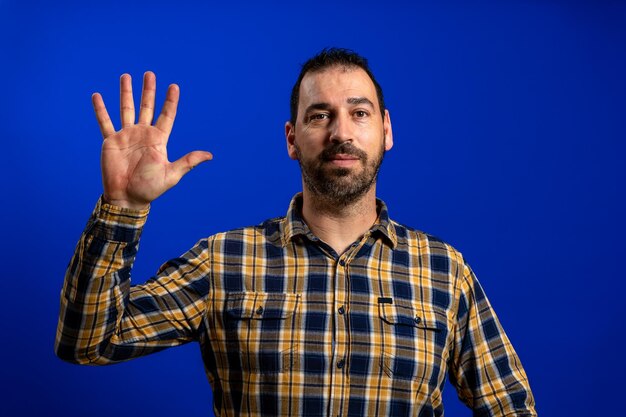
[346,97,375,108]
[304,97,376,115]
[304,102,332,115]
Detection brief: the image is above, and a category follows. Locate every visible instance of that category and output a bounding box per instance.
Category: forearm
[54,197,149,365]
[450,263,536,416]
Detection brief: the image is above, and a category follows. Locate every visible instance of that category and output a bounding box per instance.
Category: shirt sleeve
[448,262,537,416]
[54,197,212,365]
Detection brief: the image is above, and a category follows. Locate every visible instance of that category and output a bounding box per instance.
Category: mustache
[320,142,367,161]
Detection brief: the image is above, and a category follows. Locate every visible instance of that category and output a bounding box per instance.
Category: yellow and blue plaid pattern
[56,194,536,416]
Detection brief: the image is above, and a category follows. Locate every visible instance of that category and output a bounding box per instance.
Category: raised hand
[93,71,212,210]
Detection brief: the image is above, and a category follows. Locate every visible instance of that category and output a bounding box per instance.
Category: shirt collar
[280,193,398,249]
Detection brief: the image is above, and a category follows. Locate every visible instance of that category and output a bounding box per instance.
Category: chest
[203,240,456,383]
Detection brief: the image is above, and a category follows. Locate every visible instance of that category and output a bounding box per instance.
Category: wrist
[102,195,150,211]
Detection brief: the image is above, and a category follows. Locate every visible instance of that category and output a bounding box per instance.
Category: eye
[307,113,329,123]
[354,110,369,118]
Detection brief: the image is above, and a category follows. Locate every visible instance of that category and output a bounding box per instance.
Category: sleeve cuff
[86,196,150,243]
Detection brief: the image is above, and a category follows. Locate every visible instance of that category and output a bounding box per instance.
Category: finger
[120,73,135,127]
[154,84,180,138]
[138,71,156,125]
[168,150,213,186]
[92,93,115,138]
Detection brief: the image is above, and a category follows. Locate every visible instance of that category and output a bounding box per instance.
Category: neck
[300,186,379,255]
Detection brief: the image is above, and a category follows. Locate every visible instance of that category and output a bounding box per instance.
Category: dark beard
[295,140,385,207]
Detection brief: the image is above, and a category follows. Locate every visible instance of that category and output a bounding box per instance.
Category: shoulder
[204,216,286,247]
[390,219,467,271]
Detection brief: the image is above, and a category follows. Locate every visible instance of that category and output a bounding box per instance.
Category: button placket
[330,254,349,417]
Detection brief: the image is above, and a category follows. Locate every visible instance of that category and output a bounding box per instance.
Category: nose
[329,112,353,143]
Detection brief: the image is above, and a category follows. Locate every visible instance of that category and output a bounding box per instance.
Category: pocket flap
[378,298,442,330]
[226,292,300,320]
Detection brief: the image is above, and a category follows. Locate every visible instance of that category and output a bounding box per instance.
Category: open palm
[93,72,212,209]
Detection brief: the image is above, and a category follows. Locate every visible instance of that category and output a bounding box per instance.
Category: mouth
[319,143,366,168]
[326,154,360,167]
[329,153,360,161]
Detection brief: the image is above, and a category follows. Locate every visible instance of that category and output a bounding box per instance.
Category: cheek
[294,133,325,154]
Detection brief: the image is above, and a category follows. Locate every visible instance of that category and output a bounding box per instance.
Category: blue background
[1,1,625,416]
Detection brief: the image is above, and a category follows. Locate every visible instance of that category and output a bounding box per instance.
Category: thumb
[168,150,213,185]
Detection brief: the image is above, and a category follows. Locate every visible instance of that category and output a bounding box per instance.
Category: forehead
[298,66,379,109]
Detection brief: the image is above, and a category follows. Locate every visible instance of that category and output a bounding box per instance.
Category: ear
[285,121,299,160]
[383,109,394,151]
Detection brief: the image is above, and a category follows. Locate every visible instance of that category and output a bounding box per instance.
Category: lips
[325,153,361,169]
[321,144,366,161]
[329,153,360,161]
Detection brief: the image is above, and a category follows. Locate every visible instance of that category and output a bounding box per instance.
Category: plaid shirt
[56,194,536,417]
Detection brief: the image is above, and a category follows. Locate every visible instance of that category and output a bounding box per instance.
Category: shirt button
[256,306,264,315]
[339,259,345,267]
[338,306,345,315]
[414,316,421,324]
[337,359,345,369]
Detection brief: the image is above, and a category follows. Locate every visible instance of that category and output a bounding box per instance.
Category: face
[285,66,393,206]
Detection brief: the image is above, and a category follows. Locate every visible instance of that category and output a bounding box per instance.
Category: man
[55,48,536,416]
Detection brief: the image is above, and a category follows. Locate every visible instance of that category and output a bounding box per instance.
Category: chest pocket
[224,292,300,374]
[378,298,447,382]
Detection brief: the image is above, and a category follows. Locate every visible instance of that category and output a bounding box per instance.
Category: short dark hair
[289,48,386,125]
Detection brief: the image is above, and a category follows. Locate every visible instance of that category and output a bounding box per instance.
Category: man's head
[285,48,393,207]
[289,48,385,126]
